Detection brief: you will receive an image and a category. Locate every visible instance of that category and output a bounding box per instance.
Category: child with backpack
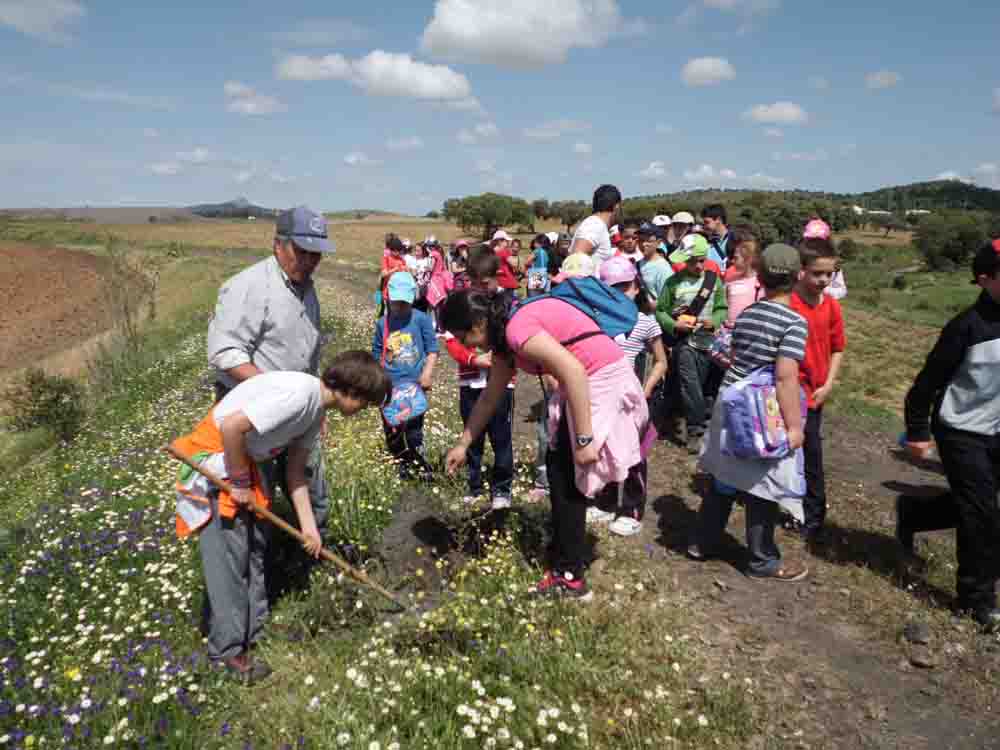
[441,275,646,599]
[689,243,811,582]
[444,252,516,509]
[172,351,390,682]
[372,272,439,481]
[898,239,1000,631]
[655,234,728,453]
[525,234,553,298]
[789,234,846,540]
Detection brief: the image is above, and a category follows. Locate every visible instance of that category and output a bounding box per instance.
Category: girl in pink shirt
[441,289,647,600]
[724,230,761,327]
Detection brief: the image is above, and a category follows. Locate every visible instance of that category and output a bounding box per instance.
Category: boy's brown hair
[798,237,838,268]
[728,224,759,264]
[468,248,501,281]
[322,350,391,406]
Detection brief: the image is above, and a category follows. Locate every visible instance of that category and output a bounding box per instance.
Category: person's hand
[813,384,833,407]
[541,374,559,392]
[445,445,467,475]
[673,319,693,333]
[231,487,255,508]
[787,427,805,451]
[574,442,600,466]
[904,441,933,460]
[301,527,322,559]
[474,352,492,369]
[418,371,434,390]
[700,320,715,332]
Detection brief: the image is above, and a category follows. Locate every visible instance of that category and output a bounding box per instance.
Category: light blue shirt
[639,257,674,300]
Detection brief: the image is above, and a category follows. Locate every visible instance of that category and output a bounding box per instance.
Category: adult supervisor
[206,205,335,528]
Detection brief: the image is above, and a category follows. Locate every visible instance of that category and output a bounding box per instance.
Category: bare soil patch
[0,242,111,373]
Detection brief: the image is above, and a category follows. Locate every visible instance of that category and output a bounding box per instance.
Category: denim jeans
[672,341,714,437]
[459,386,514,498]
[696,485,782,576]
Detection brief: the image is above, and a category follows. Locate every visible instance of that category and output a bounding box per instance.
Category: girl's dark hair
[468,249,500,281]
[533,233,551,250]
[440,290,512,354]
[321,350,392,406]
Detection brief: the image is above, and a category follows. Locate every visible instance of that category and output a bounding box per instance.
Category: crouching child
[172,351,390,682]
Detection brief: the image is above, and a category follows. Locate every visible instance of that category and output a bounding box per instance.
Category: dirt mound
[0,242,111,374]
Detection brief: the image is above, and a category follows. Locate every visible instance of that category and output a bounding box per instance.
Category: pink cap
[599,255,637,286]
[803,219,831,240]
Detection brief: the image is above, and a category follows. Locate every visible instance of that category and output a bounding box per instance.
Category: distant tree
[913,212,989,270]
[148,216,158,224]
[425,210,440,219]
[552,200,588,232]
[532,199,550,220]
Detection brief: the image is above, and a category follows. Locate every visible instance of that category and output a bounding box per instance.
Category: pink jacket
[548,357,649,498]
[425,249,454,307]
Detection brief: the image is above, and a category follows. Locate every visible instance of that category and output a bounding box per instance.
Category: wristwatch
[575,434,594,448]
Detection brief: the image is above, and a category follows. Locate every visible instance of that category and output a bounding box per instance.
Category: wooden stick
[163,445,406,611]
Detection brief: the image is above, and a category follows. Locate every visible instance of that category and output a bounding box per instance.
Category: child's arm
[710,281,728,331]
[285,438,322,558]
[775,355,804,449]
[418,353,438,390]
[655,283,676,335]
[643,337,669,400]
[815,301,847,406]
[904,318,968,443]
[814,351,844,406]
[447,356,517,473]
[219,411,257,508]
[372,320,383,362]
[446,336,489,369]
[418,313,439,390]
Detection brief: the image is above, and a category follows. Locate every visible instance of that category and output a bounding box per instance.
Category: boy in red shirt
[790,237,846,540]
[491,230,521,300]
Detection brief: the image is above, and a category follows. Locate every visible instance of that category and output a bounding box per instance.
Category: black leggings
[546,415,589,577]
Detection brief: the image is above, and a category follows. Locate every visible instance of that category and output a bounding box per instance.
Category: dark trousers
[802,408,827,534]
[546,415,589,578]
[696,486,782,576]
[898,428,1000,612]
[620,459,648,519]
[673,341,713,437]
[459,386,514,497]
[382,414,432,479]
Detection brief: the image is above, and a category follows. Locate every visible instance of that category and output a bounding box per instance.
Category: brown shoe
[223,652,273,685]
[751,561,808,582]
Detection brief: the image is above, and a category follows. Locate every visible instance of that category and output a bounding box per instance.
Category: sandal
[752,561,808,582]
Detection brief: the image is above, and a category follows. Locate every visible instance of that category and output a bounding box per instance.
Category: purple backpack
[721,366,807,460]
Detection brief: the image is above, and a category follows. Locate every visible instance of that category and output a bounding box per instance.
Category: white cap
[491,229,512,242]
[672,211,695,225]
[401,237,412,249]
[652,214,672,226]
[424,235,438,245]
[545,231,559,244]
[609,224,620,235]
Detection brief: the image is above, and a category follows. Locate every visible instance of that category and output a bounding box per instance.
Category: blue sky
[1,0,998,213]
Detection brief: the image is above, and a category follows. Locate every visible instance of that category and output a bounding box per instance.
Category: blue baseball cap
[386,272,417,303]
[275,206,335,254]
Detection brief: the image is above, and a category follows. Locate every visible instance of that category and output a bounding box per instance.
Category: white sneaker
[586,507,615,524]
[491,496,512,510]
[609,516,642,537]
[462,495,481,505]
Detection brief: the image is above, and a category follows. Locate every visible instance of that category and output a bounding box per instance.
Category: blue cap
[386,272,417,304]
[275,206,335,254]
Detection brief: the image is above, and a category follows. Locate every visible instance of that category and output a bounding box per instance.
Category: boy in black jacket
[899,239,1000,631]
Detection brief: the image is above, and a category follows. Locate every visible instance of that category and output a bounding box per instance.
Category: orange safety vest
[171,408,271,538]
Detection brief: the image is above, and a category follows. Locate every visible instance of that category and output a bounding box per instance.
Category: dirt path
[320,268,1000,750]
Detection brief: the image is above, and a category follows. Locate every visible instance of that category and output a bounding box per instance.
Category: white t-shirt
[614,313,662,366]
[571,215,613,274]
[214,371,324,461]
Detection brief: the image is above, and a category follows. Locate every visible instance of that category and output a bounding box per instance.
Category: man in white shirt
[570,184,622,274]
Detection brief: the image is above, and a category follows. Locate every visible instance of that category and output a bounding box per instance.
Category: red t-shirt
[789,291,847,408]
[495,248,520,290]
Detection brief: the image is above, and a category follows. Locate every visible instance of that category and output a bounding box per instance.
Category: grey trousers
[200,495,271,661]
[695,484,782,576]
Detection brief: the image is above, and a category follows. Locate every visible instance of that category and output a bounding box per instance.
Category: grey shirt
[207,256,322,390]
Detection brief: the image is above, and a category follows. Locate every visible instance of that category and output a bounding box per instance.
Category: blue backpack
[516,275,638,345]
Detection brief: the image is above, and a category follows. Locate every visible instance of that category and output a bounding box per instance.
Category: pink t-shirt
[505,298,623,375]
[725,273,760,326]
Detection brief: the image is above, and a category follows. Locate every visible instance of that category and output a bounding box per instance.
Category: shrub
[3,368,86,441]
[913,212,989,270]
[837,237,860,261]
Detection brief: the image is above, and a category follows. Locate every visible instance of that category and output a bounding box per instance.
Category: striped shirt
[615,313,662,366]
[722,300,808,389]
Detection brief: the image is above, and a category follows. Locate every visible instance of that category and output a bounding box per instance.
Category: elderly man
[207,205,335,528]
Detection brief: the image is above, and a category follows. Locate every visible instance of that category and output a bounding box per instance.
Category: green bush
[837,237,861,261]
[3,368,86,441]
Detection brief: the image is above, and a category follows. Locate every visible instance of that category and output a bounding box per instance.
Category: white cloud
[655,123,673,135]
[637,161,668,180]
[234,169,255,184]
[142,128,160,138]
[808,75,829,90]
[743,101,809,125]
[420,0,644,69]
[0,0,84,42]
[681,56,735,87]
[386,136,424,152]
[344,151,381,167]
[457,121,500,145]
[177,147,212,164]
[747,172,785,187]
[277,50,474,105]
[993,88,1000,114]
[573,141,593,155]
[269,172,295,185]
[935,170,971,183]
[681,164,783,187]
[272,18,368,46]
[684,164,719,181]
[772,148,828,162]
[976,162,998,175]
[51,84,174,110]
[224,81,286,115]
[865,70,902,90]
[974,162,999,188]
[475,158,496,174]
[703,0,779,12]
[763,128,783,138]
[522,119,591,139]
[149,162,180,176]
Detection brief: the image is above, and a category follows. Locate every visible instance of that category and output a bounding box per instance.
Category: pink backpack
[721,366,806,460]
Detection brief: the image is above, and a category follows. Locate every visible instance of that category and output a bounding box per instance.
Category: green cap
[760,243,800,275]
[668,234,710,265]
